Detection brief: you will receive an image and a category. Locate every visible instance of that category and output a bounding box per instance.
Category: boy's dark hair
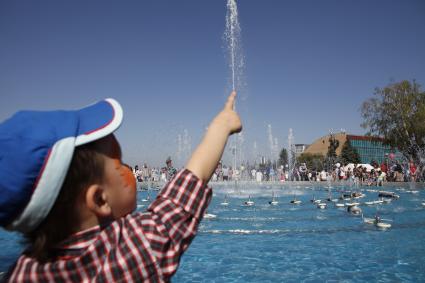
[24,140,105,262]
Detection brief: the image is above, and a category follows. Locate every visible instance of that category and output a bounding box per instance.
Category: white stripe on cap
[75,98,123,146]
[10,137,75,233]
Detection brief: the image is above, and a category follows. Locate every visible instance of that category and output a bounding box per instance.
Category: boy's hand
[185,91,242,181]
[211,91,242,135]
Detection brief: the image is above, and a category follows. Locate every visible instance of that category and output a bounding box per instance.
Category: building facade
[303,133,395,164]
[346,135,392,164]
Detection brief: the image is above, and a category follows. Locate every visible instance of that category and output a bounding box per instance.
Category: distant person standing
[320,170,327,181]
[256,170,263,182]
[269,167,276,181]
[222,165,229,181]
[165,156,177,181]
[380,161,387,174]
[134,165,142,182]
[228,167,233,181]
[377,171,386,186]
[141,163,150,182]
[409,161,417,182]
[251,168,256,180]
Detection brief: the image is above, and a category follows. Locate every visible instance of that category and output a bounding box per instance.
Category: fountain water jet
[225,0,244,92]
[176,129,192,167]
[288,128,295,181]
[224,0,246,190]
[267,124,280,169]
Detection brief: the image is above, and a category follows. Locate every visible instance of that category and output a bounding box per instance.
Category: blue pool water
[1,183,425,282]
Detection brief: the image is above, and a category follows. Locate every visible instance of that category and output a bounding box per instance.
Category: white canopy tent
[343,163,375,172]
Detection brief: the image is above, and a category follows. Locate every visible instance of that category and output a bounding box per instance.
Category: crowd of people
[216,159,423,186]
[131,153,425,190]
[295,160,422,185]
[131,156,178,184]
[134,158,423,186]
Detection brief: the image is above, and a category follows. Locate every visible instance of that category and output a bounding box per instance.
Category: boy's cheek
[120,164,137,189]
[124,169,137,190]
[113,160,137,190]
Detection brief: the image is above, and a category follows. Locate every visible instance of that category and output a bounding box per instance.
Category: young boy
[0,92,242,282]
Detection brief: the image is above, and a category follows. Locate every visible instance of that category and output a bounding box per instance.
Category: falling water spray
[288,129,295,181]
[225,0,244,93]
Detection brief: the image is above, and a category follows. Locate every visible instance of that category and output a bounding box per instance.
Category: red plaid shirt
[6,169,211,282]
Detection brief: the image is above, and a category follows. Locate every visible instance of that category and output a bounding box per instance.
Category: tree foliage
[361,80,425,162]
[340,140,361,164]
[278,148,288,167]
[326,135,339,159]
[297,153,325,171]
[324,134,339,170]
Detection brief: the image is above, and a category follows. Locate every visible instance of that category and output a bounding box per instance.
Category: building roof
[346,135,385,142]
[303,133,347,156]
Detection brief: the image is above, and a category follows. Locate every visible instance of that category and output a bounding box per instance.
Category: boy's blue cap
[0,98,123,233]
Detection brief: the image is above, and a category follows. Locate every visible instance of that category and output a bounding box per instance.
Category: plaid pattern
[6,169,211,283]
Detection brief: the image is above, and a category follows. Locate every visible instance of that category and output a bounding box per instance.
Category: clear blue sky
[1,0,424,167]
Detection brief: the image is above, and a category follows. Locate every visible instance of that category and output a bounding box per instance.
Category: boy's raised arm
[185,91,242,182]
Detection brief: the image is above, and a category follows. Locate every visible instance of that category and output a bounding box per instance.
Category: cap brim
[75,98,123,146]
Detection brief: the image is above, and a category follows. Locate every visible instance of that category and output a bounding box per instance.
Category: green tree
[340,140,361,164]
[297,153,325,171]
[361,80,425,162]
[327,135,339,159]
[324,134,339,170]
[278,148,288,167]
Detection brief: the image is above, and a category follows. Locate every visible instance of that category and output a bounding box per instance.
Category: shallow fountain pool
[173,183,425,282]
[1,183,424,282]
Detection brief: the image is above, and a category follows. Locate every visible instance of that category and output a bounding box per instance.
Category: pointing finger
[225,91,236,110]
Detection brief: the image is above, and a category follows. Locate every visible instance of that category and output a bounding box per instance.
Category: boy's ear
[85,185,112,217]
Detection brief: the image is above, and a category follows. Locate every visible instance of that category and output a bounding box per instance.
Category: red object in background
[410,163,417,174]
[381,162,387,173]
